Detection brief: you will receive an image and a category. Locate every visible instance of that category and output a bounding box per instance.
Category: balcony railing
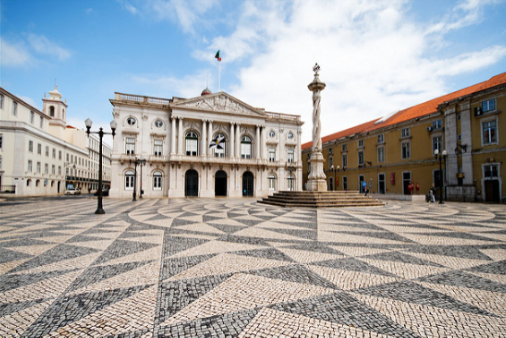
[114,93,171,106]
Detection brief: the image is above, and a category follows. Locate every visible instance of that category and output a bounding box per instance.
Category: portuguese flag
[215,50,221,62]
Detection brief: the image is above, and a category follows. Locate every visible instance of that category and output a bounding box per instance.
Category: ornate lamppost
[330,165,339,191]
[129,158,146,201]
[434,149,447,204]
[85,118,116,214]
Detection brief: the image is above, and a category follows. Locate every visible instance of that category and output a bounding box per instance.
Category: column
[261,126,266,159]
[256,125,260,159]
[201,120,207,156]
[178,118,183,155]
[208,120,213,151]
[235,124,241,158]
[296,130,302,164]
[230,123,235,158]
[171,117,176,154]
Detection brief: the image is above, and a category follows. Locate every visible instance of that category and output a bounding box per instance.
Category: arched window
[241,136,252,159]
[153,171,162,190]
[185,131,198,156]
[213,133,226,158]
[36,179,40,187]
[49,106,55,117]
[268,173,276,191]
[125,170,135,190]
[26,179,31,187]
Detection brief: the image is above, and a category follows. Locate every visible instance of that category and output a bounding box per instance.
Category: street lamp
[434,149,447,204]
[330,165,339,191]
[85,118,117,214]
[129,158,146,201]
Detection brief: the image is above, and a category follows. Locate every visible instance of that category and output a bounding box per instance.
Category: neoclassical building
[109,90,303,198]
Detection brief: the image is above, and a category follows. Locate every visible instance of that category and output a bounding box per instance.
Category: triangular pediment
[170,92,266,117]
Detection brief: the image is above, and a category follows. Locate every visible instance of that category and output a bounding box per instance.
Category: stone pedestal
[307,151,327,191]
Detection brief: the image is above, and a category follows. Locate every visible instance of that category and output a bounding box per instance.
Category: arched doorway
[215,170,227,196]
[185,169,199,197]
[242,171,254,196]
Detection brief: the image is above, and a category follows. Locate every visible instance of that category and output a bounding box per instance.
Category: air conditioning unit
[474,107,482,116]
[427,127,433,132]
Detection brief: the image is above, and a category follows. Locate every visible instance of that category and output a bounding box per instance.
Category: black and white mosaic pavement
[1,197,506,337]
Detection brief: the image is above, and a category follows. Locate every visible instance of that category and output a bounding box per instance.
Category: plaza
[0,197,505,337]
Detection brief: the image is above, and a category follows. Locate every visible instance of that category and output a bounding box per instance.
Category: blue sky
[2,0,506,146]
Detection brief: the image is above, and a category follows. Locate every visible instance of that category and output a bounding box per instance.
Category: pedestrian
[408,181,414,195]
[428,185,436,203]
[416,182,420,194]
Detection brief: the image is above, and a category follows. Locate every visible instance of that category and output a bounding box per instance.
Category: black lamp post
[330,165,339,191]
[85,118,116,214]
[434,149,447,204]
[129,158,146,201]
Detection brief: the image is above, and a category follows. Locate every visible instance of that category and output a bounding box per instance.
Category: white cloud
[18,95,39,109]
[124,3,138,15]
[192,0,506,143]
[0,38,32,67]
[27,34,71,61]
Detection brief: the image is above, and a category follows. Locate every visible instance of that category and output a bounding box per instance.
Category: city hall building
[109,89,303,198]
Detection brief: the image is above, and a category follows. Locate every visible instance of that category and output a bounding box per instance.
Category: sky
[1,0,506,147]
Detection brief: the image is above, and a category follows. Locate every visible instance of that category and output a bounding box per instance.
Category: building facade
[109,90,303,198]
[0,86,112,196]
[302,72,506,203]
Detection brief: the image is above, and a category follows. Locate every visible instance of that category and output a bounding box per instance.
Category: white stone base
[307,179,328,192]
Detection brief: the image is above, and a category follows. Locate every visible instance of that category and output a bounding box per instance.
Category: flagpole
[218,59,221,92]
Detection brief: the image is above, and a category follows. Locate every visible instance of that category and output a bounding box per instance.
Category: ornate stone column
[201,120,207,156]
[230,122,235,158]
[171,117,176,154]
[307,63,327,191]
[178,117,183,155]
[256,125,260,159]
[236,123,241,158]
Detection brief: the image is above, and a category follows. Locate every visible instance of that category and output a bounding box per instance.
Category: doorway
[215,170,227,197]
[242,171,254,196]
[485,179,500,203]
[185,169,199,197]
[378,173,385,194]
[403,172,411,195]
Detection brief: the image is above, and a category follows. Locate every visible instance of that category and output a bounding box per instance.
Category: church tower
[43,84,68,128]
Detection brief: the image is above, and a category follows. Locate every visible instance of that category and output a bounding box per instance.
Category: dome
[201,87,212,96]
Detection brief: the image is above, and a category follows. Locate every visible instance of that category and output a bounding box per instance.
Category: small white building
[0,86,112,196]
[109,89,304,198]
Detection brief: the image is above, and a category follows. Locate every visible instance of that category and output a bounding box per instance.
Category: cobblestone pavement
[0,197,505,337]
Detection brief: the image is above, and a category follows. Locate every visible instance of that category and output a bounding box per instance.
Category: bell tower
[43,84,68,128]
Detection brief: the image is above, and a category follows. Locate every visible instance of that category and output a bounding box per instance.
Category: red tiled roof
[302,72,506,150]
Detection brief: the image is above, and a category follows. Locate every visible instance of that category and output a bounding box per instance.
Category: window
[37,143,42,155]
[307,154,311,174]
[402,142,410,159]
[125,170,135,190]
[484,164,498,178]
[268,147,276,162]
[58,150,62,160]
[29,140,33,152]
[288,132,294,139]
[0,134,2,149]
[342,144,347,152]
[40,116,43,128]
[28,160,32,172]
[0,94,3,108]
[328,155,333,169]
[213,133,226,158]
[52,148,56,158]
[127,117,136,126]
[269,130,275,138]
[30,111,35,124]
[401,128,410,137]
[155,120,163,128]
[268,173,276,191]
[126,137,135,155]
[378,134,384,143]
[36,162,41,173]
[432,119,443,129]
[482,120,497,145]
[58,166,61,175]
[358,140,364,148]
[154,139,163,156]
[377,146,385,163]
[287,174,294,191]
[343,176,348,190]
[12,102,17,116]
[45,146,49,157]
[482,99,495,112]
[45,163,48,174]
[153,171,162,190]
[67,153,69,162]
[342,153,347,168]
[49,106,55,117]
[241,136,252,159]
[52,165,55,175]
[358,151,364,165]
[432,136,443,153]
[185,131,198,156]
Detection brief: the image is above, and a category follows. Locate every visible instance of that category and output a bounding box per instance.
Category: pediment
[170,92,266,117]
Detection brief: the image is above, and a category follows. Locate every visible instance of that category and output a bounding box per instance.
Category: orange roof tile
[303,72,506,149]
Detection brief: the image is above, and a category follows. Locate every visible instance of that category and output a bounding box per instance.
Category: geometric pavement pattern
[0,197,505,337]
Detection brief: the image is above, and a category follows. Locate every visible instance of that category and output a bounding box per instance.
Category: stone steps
[258,190,386,208]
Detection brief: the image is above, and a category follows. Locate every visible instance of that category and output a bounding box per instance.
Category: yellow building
[302,72,506,202]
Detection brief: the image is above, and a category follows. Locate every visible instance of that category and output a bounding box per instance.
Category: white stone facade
[109,91,303,198]
[0,86,112,196]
